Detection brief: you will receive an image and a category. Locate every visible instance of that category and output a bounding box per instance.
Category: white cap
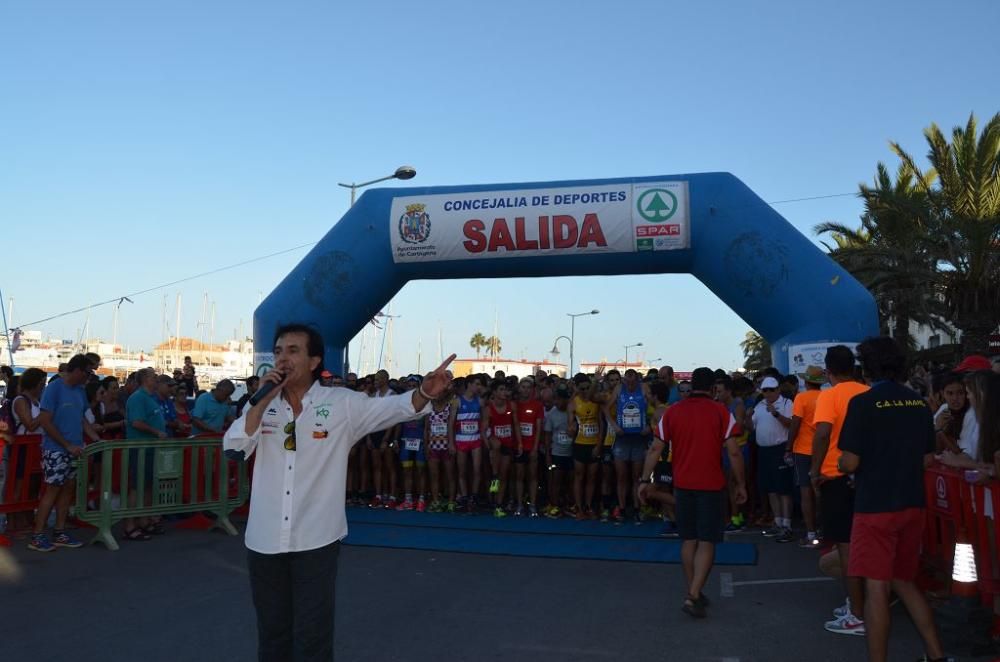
[760,376,780,389]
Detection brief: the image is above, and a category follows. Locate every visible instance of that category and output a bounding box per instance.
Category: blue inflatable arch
[254,172,878,375]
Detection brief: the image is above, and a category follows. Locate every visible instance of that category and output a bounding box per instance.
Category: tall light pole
[337,165,417,375]
[624,342,643,367]
[549,335,572,378]
[566,310,599,376]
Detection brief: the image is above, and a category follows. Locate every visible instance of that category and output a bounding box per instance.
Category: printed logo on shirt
[312,430,330,439]
[266,408,278,415]
[315,406,330,419]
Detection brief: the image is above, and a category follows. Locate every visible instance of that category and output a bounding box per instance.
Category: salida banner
[389,181,689,263]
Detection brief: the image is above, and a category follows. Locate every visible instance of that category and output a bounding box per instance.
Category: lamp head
[394,165,417,180]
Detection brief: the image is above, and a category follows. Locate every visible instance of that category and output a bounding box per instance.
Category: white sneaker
[824,613,865,636]
[832,597,851,619]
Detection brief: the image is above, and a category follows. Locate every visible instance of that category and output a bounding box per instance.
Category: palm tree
[740,330,771,372]
[469,332,487,359]
[484,336,502,358]
[815,162,945,349]
[891,112,1000,354]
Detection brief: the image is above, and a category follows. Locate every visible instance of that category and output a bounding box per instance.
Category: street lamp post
[337,165,417,374]
[549,335,572,377]
[624,342,643,367]
[566,310,599,376]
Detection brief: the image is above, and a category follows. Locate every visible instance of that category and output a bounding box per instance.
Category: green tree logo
[637,189,678,222]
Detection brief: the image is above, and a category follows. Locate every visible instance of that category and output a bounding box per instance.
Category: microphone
[248,372,283,408]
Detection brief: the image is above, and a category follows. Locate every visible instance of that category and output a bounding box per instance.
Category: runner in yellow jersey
[566,374,606,520]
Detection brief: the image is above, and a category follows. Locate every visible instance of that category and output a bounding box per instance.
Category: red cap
[955,355,991,372]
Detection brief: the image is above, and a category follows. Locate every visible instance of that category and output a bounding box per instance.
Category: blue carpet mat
[343,511,757,565]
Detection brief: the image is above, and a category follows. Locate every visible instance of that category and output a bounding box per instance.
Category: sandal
[144,522,166,536]
[682,595,707,619]
[123,527,152,541]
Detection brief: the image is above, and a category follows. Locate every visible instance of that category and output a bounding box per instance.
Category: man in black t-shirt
[837,337,948,662]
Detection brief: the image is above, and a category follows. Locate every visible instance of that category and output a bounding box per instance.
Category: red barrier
[921,462,1000,633]
[1,435,44,532]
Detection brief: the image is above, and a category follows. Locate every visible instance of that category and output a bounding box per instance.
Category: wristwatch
[638,478,653,484]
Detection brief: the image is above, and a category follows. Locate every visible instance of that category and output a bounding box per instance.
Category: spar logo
[399,203,431,244]
[637,188,678,222]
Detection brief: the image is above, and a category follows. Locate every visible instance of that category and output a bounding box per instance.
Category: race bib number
[582,423,599,437]
[495,424,512,438]
[622,405,642,429]
[431,422,448,437]
[460,421,478,435]
[519,423,534,437]
[554,431,570,445]
[403,438,421,451]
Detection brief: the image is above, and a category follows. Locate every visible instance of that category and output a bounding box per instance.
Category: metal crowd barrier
[74,437,249,551]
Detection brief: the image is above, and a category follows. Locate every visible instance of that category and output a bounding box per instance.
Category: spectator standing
[124,367,167,540]
[837,337,948,662]
[748,376,795,543]
[811,345,869,636]
[236,376,260,417]
[29,355,99,552]
[639,367,746,619]
[191,379,235,434]
[787,366,825,547]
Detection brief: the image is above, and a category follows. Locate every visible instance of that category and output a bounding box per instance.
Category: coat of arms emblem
[399,203,431,244]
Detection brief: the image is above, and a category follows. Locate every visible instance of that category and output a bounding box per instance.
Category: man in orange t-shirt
[787,365,825,547]
[811,346,869,637]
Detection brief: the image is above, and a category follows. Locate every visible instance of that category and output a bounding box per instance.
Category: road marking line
[731,576,835,587]
[500,644,616,657]
[720,572,734,597]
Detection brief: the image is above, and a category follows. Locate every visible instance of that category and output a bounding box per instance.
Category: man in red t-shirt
[639,367,746,619]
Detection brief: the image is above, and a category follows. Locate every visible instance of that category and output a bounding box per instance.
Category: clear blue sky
[2,1,998,374]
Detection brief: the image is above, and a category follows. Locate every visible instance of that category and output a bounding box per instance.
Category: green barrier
[74,437,249,551]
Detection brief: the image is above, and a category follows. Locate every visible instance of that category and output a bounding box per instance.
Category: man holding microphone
[224,323,455,661]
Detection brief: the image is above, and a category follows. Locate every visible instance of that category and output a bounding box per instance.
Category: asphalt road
[0,519,990,661]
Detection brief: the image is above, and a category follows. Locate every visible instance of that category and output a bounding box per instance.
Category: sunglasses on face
[762,388,777,392]
[284,421,296,451]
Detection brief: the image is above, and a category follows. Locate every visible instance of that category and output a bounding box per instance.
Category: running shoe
[761,526,781,537]
[575,510,587,521]
[529,504,539,518]
[368,495,383,509]
[775,528,795,544]
[415,499,426,513]
[544,505,560,519]
[633,509,642,525]
[599,508,610,523]
[799,536,820,548]
[385,497,397,510]
[489,478,500,494]
[28,533,55,553]
[52,530,83,548]
[514,506,524,517]
[396,499,413,511]
[832,598,851,619]
[612,506,624,523]
[824,613,865,636]
[427,500,442,513]
[724,520,744,532]
[494,507,507,518]
[446,501,457,513]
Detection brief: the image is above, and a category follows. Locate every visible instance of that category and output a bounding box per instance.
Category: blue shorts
[42,449,78,486]
[612,434,648,463]
[399,440,426,467]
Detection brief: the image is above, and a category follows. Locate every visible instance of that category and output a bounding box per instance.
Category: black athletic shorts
[820,476,856,544]
[756,445,794,496]
[572,443,599,465]
[675,488,724,543]
[654,460,673,486]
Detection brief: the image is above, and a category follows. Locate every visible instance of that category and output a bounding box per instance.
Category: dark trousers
[247,541,341,662]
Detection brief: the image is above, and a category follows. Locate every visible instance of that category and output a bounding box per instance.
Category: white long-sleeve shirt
[224,382,429,554]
